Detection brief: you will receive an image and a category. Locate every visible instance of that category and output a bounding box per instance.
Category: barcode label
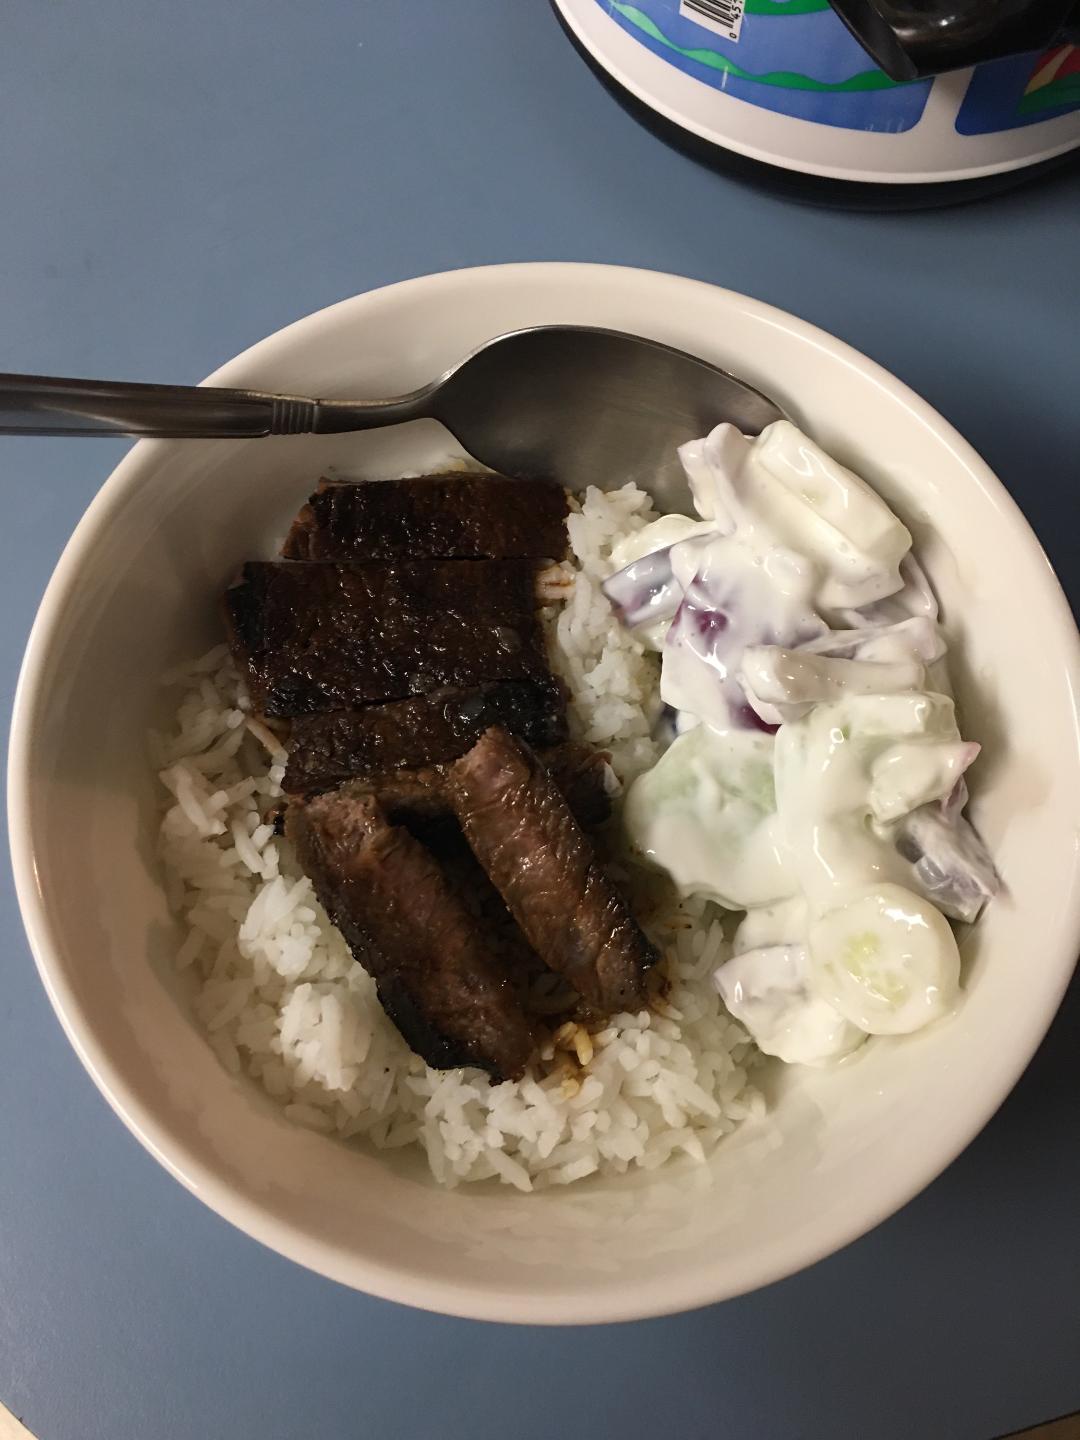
[679,0,745,42]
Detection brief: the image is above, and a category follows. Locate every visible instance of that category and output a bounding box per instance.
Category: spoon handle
[0,373,429,438]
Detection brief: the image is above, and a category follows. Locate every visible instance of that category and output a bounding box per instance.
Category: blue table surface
[2,4,1079,1438]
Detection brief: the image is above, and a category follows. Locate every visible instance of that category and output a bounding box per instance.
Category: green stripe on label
[1017,74,1080,115]
[612,3,903,91]
[745,0,832,13]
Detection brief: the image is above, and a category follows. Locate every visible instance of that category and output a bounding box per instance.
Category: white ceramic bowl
[10,264,1080,1324]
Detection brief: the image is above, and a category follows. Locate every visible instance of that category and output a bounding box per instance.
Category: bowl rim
[9,261,1080,1323]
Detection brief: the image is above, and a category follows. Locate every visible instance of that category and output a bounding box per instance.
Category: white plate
[10,263,1080,1322]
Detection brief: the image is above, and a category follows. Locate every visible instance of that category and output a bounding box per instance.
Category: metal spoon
[0,326,785,502]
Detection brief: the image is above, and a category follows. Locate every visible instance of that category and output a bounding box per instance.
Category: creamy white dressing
[678,421,911,610]
[714,944,864,1065]
[732,895,808,953]
[608,420,998,1066]
[623,726,796,911]
[607,515,715,649]
[773,690,973,904]
[660,531,824,730]
[740,646,927,726]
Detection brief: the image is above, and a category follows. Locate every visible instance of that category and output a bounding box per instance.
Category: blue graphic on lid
[597,0,932,132]
[956,45,1080,134]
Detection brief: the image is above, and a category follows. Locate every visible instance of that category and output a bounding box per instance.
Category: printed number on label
[679,0,745,43]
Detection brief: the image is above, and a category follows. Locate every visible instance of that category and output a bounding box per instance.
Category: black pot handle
[828,0,1080,81]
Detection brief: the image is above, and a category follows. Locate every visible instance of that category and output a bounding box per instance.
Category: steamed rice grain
[154,484,761,1188]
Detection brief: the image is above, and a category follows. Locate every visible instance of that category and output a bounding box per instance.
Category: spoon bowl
[422,326,786,504]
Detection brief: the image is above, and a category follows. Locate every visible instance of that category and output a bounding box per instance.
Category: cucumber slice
[808,884,960,1035]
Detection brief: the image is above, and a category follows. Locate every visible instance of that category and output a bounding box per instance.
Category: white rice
[153,484,763,1188]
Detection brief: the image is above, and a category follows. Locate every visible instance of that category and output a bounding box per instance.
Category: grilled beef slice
[448,727,656,1015]
[311,744,611,855]
[281,678,568,793]
[287,789,533,1080]
[282,475,568,562]
[224,560,547,716]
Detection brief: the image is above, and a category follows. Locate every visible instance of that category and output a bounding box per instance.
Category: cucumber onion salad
[605,421,1000,1066]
